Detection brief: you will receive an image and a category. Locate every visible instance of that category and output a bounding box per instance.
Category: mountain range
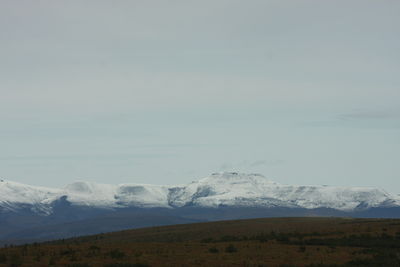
[1,172,399,244]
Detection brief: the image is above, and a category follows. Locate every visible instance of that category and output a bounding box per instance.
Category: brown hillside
[1,217,400,267]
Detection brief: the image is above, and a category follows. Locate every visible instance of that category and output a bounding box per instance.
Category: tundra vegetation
[0,217,400,266]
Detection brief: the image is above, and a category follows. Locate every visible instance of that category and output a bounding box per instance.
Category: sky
[1,0,399,193]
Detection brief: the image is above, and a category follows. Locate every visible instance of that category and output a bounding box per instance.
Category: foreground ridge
[2,217,400,266]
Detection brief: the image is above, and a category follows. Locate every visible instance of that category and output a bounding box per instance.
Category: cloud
[219,159,286,171]
[249,160,286,167]
[301,108,400,129]
[1,0,400,119]
[338,110,400,120]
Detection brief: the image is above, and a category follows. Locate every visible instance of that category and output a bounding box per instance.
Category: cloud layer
[0,0,399,193]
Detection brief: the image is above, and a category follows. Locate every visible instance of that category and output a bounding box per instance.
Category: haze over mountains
[1,172,400,244]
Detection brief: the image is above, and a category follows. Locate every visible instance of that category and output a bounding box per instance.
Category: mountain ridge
[1,172,400,244]
[1,172,398,215]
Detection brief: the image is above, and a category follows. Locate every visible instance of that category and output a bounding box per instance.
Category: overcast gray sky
[1,0,399,192]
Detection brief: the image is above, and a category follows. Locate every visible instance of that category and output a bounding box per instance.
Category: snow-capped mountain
[168,173,399,211]
[1,172,398,215]
[1,172,400,244]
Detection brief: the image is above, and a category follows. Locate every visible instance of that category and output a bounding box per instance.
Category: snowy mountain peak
[0,180,59,214]
[64,181,97,194]
[0,173,399,215]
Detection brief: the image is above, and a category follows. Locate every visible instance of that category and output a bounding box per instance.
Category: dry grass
[1,217,400,267]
